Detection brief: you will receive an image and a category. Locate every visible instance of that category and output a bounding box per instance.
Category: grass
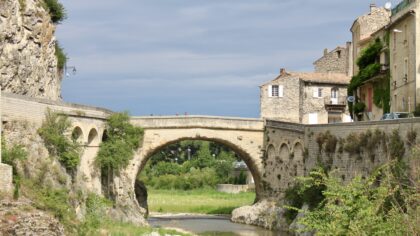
[148,188,255,214]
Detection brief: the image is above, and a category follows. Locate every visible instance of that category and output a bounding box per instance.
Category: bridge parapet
[131,116,264,131]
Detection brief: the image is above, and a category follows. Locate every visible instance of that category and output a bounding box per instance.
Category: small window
[404,58,408,79]
[313,87,323,98]
[331,88,338,98]
[318,88,323,98]
[337,50,341,58]
[272,85,279,97]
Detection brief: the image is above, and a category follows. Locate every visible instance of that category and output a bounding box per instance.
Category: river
[149,214,290,236]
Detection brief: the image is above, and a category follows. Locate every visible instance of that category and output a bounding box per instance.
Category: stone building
[387,0,420,113]
[350,4,391,76]
[260,69,351,124]
[313,43,352,76]
[350,1,420,120]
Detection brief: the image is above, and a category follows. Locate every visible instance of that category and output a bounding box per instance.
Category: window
[313,87,323,98]
[404,58,408,80]
[272,85,279,97]
[402,97,406,110]
[268,85,283,97]
[331,88,338,98]
[337,50,341,58]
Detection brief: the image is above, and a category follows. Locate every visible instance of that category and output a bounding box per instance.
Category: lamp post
[187,147,191,160]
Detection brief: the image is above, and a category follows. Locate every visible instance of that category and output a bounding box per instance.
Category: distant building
[388,0,419,113]
[350,1,420,120]
[313,43,352,76]
[350,4,391,121]
[260,69,351,124]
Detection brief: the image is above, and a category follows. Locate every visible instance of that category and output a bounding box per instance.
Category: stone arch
[87,128,99,146]
[279,143,290,162]
[71,126,84,144]
[132,134,263,203]
[292,142,304,176]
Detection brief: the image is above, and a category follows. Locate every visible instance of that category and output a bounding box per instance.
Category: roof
[261,71,350,87]
[312,46,346,64]
[350,7,390,41]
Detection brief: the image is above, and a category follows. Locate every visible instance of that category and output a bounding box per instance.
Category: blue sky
[57,0,394,117]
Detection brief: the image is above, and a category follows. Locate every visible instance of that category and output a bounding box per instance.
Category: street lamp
[64,65,77,77]
[187,147,191,160]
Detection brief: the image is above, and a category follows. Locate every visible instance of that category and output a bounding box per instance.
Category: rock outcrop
[231,199,287,230]
[0,200,65,236]
[0,0,62,100]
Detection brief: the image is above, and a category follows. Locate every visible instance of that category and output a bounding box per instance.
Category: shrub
[296,154,419,235]
[38,109,80,173]
[55,42,67,70]
[1,136,27,199]
[96,112,143,198]
[43,0,67,23]
[353,102,366,114]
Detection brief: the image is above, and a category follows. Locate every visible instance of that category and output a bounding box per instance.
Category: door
[367,87,373,112]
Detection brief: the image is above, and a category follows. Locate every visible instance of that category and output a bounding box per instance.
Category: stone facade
[260,69,351,124]
[388,0,420,113]
[313,44,351,75]
[0,0,62,100]
[350,4,391,76]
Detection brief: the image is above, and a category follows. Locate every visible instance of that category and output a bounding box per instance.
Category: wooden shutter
[268,85,272,97]
[279,85,284,97]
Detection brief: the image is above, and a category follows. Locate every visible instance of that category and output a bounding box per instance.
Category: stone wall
[0,0,62,100]
[314,46,349,74]
[263,118,420,198]
[0,164,12,194]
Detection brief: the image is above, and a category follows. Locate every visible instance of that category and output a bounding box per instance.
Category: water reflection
[148,215,289,236]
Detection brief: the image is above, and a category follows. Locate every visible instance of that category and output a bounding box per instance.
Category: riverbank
[148,188,255,214]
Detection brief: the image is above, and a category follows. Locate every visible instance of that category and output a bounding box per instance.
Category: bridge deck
[131,116,264,131]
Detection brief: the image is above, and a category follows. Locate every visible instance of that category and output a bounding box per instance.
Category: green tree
[96,112,143,199]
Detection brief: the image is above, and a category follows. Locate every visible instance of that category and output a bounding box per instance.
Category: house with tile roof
[260,68,351,124]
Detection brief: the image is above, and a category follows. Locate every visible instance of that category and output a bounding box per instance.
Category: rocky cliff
[0,0,62,100]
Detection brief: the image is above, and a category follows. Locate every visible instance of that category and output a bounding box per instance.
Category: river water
[149,214,290,236]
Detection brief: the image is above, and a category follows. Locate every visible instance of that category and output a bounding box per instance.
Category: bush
[38,109,80,173]
[43,0,67,23]
[353,102,366,114]
[55,42,67,70]
[296,155,419,235]
[96,112,143,199]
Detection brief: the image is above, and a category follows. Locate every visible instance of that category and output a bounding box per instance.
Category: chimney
[370,3,377,13]
[280,68,286,76]
[323,48,328,56]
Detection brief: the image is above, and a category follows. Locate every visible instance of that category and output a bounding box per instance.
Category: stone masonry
[313,44,351,75]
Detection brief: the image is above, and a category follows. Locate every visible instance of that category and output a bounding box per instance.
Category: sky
[57,0,396,118]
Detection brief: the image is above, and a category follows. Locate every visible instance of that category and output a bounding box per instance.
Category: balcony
[324,96,347,112]
[392,0,415,15]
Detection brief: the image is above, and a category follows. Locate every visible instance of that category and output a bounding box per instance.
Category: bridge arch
[136,136,263,201]
[87,127,100,146]
[71,126,84,144]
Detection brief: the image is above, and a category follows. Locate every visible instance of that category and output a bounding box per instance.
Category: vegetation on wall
[96,112,143,199]
[295,150,419,235]
[348,38,390,115]
[1,136,27,199]
[55,41,67,71]
[42,0,67,24]
[38,109,80,173]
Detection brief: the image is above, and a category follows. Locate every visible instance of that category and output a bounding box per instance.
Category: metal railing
[324,96,347,105]
[392,0,415,15]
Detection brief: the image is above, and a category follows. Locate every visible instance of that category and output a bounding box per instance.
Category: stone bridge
[124,116,265,199]
[2,93,420,229]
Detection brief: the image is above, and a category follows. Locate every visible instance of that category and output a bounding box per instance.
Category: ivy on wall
[95,112,143,199]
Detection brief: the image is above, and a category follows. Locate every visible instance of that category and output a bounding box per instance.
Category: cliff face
[0,0,62,100]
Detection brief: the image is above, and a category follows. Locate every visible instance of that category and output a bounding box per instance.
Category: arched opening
[87,128,99,146]
[71,126,84,144]
[135,138,261,217]
[293,143,304,177]
[101,129,109,142]
[279,144,289,162]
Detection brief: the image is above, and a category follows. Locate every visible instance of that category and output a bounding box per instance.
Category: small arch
[71,126,84,144]
[87,128,99,146]
[279,143,290,162]
[293,142,305,176]
[102,130,109,142]
[267,144,276,159]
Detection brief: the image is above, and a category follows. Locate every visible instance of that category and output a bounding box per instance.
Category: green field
[148,188,256,214]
